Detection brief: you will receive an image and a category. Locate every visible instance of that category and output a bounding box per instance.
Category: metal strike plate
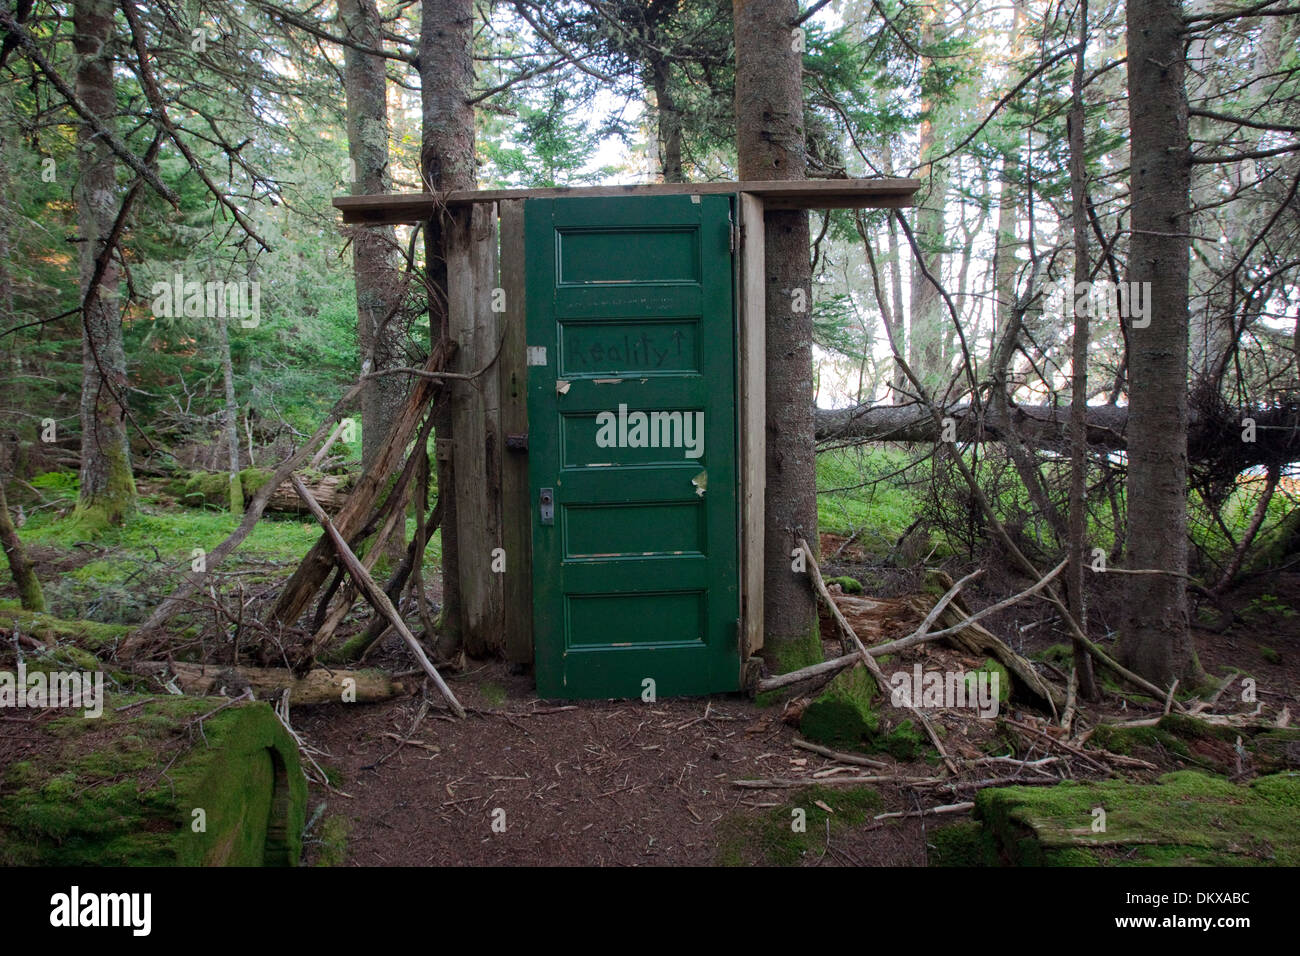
[539,487,554,525]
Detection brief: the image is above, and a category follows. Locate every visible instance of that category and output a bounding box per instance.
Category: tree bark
[73,0,136,526]
[0,477,44,612]
[1120,0,1199,686]
[420,0,476,655]
[340,0,405,485]
[217,312,243,514]
[1066,0,1098,699]
[734,0,820,663]
[650,54,684,182]
[908,7,949,391]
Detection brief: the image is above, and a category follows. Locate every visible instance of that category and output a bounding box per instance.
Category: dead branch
[289,474,465,718]
[797,537,959,775]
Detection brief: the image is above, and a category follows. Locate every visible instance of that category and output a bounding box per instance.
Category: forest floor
[4,496,1297,867]
[289,553,1300,867]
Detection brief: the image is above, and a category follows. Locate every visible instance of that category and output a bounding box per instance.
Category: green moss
[0,695,306,866]
[1092,715,1298,775]
[1033,644,1073,668]
[755,623,825,706]
[1260,646,1282,665]
[798,668,933,760]
[971,771,1300,866]
[313,815,351,867]
[965,658,1011,704]
[481,681,507,707]
[717,785,882,866]
[928,821,999,866]
[0,601,130,649]
[801,668,880,749]
[882,719,927,761]
[825,575,863,594]
[238,467,273,496]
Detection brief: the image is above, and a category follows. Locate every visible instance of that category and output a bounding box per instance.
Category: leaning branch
[290,475,465,719]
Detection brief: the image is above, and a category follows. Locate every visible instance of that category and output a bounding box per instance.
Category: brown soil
[294,658,937,866]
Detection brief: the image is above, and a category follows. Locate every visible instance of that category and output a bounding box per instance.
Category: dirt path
[295,659,934,866]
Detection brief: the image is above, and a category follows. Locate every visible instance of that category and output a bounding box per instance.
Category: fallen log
[813,399,1300,472]
[177,471,353,515]
[133,661,406,705]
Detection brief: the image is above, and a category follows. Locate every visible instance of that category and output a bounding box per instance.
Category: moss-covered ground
[925,771,1300,866]
[0,690,306,866]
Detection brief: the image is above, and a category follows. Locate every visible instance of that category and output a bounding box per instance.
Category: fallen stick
[290,474,465,718]
[732,775,944,789]
[793,737,891,769]
[308,420,348,469]
[914,775,1063,790]
[758,651,860,693]
[1001,717,1112,774]
[1188,670,1238,715]
[797,538,959,775]
[873,801,974,820]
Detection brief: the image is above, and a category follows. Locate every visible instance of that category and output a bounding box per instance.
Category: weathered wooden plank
[497,199,532,666]
[334,178,920,223]
[447,204,505,657]
[739,192,766,658]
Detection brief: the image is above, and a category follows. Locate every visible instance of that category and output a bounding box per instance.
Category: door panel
[527,195,740,699]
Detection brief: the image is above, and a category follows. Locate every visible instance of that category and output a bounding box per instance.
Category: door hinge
[729,215,738,254]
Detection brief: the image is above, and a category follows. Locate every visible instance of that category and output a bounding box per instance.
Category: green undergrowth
[717,785,883,866]
[816,447,917,543]
[13,476,443,626]
[0,599,131,651]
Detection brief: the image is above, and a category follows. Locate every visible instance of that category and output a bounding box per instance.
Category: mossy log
[969,771,1300,866]
[0,697,306,866]
[177,469,353,515]
[134,661,407,705]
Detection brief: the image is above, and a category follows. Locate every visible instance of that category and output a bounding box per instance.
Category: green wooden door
[526,195,740,699]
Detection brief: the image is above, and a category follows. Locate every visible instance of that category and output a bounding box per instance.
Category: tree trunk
[734,0,819,665]
[1120,0,1199,686]
[1066,0,1098,699]
[217,312,243,514]
[420,0,476,655]
[908,8,949,392]
[340,0,405,485]
[881,140,907,402]
[650,54,684,183]
[73,0,136,527]
[0,478,44,612]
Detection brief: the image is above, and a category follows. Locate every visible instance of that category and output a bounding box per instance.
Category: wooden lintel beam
[333,178,920,224]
